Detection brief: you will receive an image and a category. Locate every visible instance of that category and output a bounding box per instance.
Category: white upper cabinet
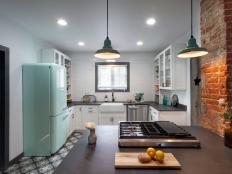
[155,44,187,90]
[41,49,70,66]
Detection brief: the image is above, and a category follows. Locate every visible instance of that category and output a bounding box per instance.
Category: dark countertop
[67,101,105,106]
[67,101,187,111]
[55,126,232,174]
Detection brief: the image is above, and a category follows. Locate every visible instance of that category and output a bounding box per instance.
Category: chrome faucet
[111,89,115,102]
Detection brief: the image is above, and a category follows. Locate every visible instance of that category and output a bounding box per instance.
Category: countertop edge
[67,101,187,111]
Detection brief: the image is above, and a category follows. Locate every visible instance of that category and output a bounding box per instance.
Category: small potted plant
[224,112,232,148]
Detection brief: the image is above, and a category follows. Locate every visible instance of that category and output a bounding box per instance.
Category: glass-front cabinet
[164,47,171,88]
[55,51,60,65]
[159,54,164,88]
[154,57,160,103]
[60,54,65,66]
[154,44,187,91]
[158,46,172,89]
[42,49,67,67]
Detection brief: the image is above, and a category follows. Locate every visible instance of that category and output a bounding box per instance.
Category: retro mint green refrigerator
[22,63,68,156]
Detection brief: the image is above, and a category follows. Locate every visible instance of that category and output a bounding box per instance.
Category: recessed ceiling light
[78,41,85,46]
[146,18,156,26]
[57,18,68,26]
[136,41,143,46]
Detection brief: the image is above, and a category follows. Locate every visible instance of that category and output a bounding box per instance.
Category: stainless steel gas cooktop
[118,121,200,148]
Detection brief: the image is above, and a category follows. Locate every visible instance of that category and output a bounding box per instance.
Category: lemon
[146,147,156,158]
[155,150,165,163]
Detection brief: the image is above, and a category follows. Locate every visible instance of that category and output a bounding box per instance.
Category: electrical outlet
[218,98,225,106]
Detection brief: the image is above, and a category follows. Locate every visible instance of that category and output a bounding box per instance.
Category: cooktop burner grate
[120,121,193,138]
[141,123,162,135]
[155,121,190,137]
[118,121,201,148]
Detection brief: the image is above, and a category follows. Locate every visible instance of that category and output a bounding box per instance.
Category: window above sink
[95,62,130,92]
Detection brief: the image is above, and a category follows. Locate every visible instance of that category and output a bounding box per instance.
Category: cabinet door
[54,51,60,65]
[154,58,160,103]
[67,108,73,136]
[164,48,171,88]
[60,54,65,66]
[149,107,159,121]
[159,54,164,87]
[74,106,83,130]
[82,106,99,125]
[67,114,72,137]
[72,112,77,131]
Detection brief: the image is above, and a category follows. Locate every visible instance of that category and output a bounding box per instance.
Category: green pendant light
[95,0,120,59]
[177,0,208,58]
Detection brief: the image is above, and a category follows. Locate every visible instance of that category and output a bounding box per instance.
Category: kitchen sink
[100,103,125,113]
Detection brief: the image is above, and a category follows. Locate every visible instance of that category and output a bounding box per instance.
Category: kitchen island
[55,126,232,174]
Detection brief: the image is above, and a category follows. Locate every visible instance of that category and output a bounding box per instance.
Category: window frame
[95,62,130,92]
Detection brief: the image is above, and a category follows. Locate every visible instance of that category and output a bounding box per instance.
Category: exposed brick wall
[200,0,232,136]
[225,0,232,114]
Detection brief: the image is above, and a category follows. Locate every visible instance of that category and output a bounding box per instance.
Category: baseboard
[7,153,23,168]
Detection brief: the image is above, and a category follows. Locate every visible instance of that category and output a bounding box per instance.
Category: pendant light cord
[191,0,193,37]
[107,0,109,37]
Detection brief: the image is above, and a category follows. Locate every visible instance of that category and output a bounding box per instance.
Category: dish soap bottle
[104,95,108,102]
[163,95,168,106]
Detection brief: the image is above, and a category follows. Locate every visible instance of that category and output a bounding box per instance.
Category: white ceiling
[0,0,191,53]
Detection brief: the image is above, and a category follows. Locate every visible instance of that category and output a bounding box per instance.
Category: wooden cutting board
[115,152,181,169]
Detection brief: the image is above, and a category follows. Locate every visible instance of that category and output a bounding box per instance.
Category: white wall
[69,52,154,101]
[0,16,55,160]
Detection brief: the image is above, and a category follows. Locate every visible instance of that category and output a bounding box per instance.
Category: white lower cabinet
[73,105,127,129]
[74,105,99,130]
[67,107,76,137]
[81,106,99,125]
[149,106,159,121]
[149,106,187,126]
[75,106,83,130]
[72,105,186,130]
